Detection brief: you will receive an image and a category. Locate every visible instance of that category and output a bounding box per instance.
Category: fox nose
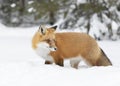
[54,47,57,50]
[49,46,57,51]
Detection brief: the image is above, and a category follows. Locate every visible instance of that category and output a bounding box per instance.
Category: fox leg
[50,53,64,67]
[70,58,81,69]
[45,60,53,64]
[54,58,64,67]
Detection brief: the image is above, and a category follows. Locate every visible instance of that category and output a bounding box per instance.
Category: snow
[77,0,87,4]
[0,23,120,86]
[28,7,34,13]
[11,3,16,8]
[28,1,34,4]
[90,14,108,37]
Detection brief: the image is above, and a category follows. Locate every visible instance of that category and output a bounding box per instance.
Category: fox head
[32,25,57,52]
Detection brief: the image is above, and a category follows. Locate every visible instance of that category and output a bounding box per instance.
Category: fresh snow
[28,7,34,13]
[0,24,120,86]
[11,3,16,8]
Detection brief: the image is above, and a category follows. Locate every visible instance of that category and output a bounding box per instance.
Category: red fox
[32,25,112,69]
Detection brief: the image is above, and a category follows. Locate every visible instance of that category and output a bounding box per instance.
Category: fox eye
[44,39,56,43]
[45,39,50,43]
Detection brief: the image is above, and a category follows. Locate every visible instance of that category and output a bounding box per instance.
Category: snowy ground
[0,24,120,86]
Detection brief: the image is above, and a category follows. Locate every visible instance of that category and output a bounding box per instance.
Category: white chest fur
[35,42,54,62]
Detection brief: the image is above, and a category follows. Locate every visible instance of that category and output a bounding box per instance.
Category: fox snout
[37,42,57,52]
[49,46,57,51]
[48,39,57,51]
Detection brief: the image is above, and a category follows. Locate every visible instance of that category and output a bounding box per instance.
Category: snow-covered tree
[0,0,120,40]
[59,0,120,40]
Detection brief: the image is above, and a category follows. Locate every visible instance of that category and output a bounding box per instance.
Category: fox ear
[51,25,57,30]
[39,25,45,35]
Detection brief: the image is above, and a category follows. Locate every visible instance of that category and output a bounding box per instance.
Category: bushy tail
[97,48,112,66]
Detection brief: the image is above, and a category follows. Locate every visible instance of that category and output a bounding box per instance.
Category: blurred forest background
[0,0,120,40]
